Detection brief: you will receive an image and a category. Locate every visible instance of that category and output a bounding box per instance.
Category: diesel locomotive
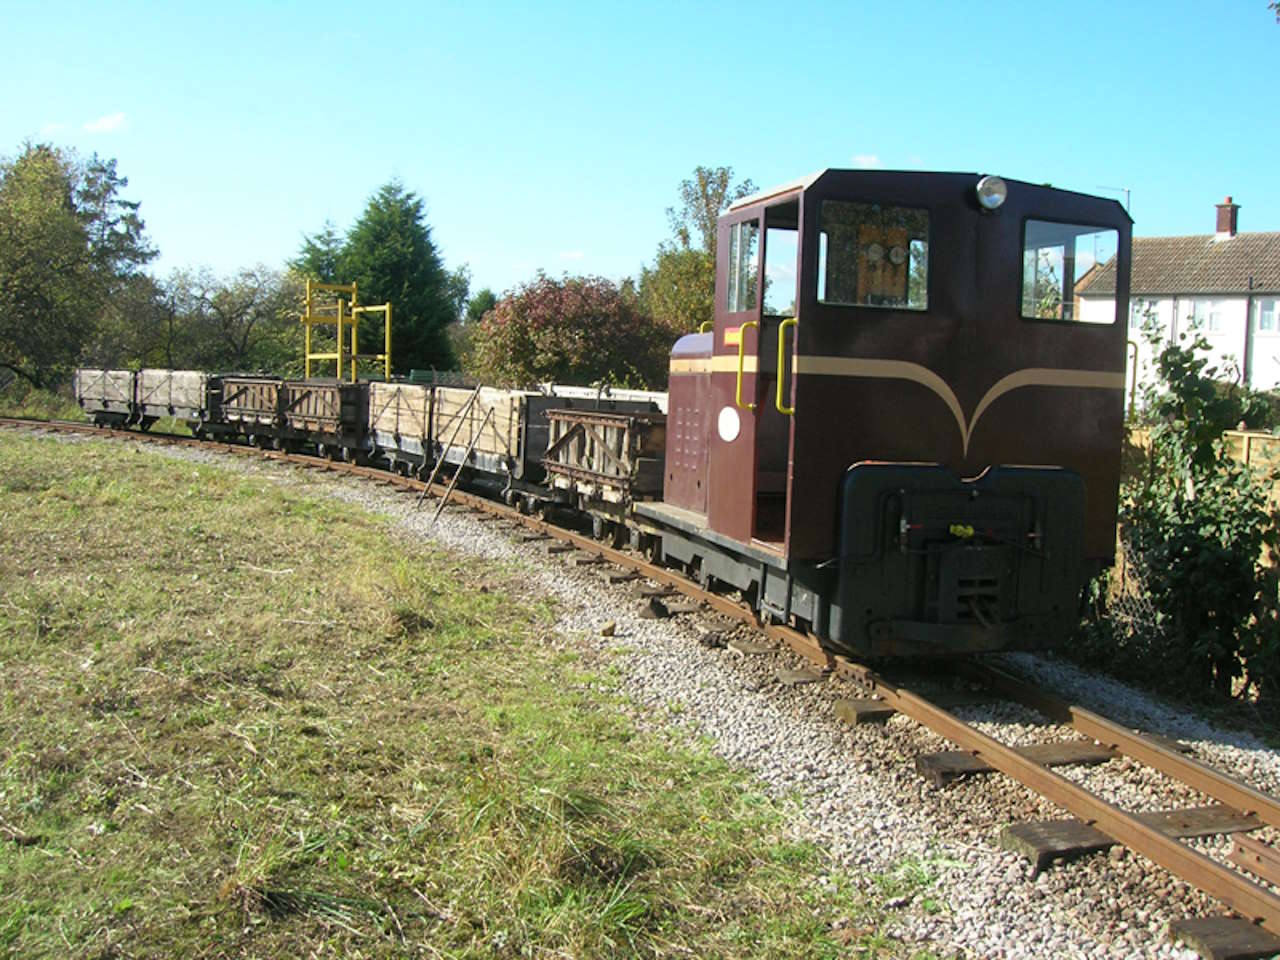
[77,169,1131,659]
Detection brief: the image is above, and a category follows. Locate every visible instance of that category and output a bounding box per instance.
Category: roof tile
[1081,232,1280,296]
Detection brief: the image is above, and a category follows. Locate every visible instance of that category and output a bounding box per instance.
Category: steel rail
[831,657,1280,933]
[7,416,1280,933]
[959,661,1280,831]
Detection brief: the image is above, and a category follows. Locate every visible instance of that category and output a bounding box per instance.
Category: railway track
[7,415,1280,958]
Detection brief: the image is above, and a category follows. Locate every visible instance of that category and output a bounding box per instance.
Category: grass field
[0,431,924,959]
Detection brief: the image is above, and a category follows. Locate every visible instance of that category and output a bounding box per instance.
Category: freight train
[76,169,1131,659]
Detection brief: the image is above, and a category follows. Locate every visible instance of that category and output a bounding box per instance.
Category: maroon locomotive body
[636,170,1130,657]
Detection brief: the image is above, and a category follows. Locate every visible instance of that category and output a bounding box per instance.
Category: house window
[817,201,929,310]
[1188,299,1227,333]
[725,220,759,313]
[1021,220,1118,322]
[1256,298,1279,334]
[1129,300,1154,330]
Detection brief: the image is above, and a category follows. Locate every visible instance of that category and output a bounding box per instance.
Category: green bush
[1099,331,1280,705]
[0,380,84,420]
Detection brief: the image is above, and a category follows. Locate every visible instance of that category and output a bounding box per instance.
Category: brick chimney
[1215,196,1239,240]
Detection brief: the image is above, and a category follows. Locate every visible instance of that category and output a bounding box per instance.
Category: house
[1077,198,1280,397]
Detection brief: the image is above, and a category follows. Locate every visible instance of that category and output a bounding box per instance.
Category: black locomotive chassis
[632,462,1085,658]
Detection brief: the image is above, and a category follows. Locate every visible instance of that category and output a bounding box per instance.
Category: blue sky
[3,1,1276,298]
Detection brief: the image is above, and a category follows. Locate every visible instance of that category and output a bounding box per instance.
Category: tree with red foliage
[471,273,672,388]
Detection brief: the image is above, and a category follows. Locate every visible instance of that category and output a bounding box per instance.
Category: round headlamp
[976,175,1008,210]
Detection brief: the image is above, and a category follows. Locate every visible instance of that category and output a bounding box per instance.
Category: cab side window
[1021,220,1118,323]
[726,220,759,313]
[817,201,929,311]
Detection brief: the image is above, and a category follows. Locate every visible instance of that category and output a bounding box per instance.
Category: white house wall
[1124,297,1174,407]
[1250,299,1280,390]
[1082,294,1280,403]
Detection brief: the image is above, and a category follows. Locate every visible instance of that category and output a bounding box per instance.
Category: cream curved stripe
[967,368,1124,447]
[670,356,757,374]
[792,356,1124,455]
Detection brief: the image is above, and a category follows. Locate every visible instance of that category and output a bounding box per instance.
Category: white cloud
[83,112,126,133]
[39,122,66,136]
[851,153,881,168]
[558,250,584,261]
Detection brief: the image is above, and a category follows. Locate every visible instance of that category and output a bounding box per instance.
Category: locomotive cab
[642,169,1131,657]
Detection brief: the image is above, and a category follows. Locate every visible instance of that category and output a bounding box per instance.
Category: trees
[464,287,497,326]
[164,266,304,373]
[665,165,757,255]
[450,286,498,373]
[637,245,717,335]
[297,181,459,373]
[83,273,171,369]
[342,182,456,372]
[291,220,343,283]
[0,144,154,385]
[471,274,670,388]
[638,165,754,333]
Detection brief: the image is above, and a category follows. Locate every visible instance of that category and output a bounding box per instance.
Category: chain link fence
[1098,534,1163,645]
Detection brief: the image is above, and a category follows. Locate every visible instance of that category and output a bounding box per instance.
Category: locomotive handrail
[776,317,797,416]
[699,321,714,333]
[735,320,759,411]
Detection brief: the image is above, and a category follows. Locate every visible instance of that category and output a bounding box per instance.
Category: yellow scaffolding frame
[301,279,392,381]
[350,301,392,382]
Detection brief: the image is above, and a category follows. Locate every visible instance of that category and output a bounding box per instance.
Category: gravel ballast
[40,431,1280,959]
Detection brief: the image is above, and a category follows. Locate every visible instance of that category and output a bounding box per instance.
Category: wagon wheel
[139,416,158,432]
